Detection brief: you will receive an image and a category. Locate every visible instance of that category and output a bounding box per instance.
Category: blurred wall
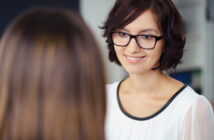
[80,0,126,83]
[206,0,214,102]
[173,0,214,100]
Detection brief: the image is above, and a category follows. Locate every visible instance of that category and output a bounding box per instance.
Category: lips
[125,55,145,64]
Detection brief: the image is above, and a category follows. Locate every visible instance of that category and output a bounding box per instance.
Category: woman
[102,0,214,140]
[0,8,106,140]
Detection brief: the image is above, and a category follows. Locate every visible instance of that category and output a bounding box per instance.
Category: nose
[126,38,141,53]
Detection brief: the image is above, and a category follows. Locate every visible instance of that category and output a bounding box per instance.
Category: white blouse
[105,81,214,140]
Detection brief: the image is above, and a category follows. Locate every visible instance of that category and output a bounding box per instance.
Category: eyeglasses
[111,32,163,50]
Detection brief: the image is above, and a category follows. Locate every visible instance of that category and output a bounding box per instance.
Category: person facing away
[0,7,106,140]
[101,0,214,140]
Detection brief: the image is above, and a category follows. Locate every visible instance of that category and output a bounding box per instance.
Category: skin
[114,10,184,117]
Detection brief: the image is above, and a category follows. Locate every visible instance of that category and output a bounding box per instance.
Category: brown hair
[0,8,106,140]
[101,0,186,70]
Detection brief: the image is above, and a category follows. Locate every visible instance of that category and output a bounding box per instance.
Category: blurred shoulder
[105,81,120,97]
[106,80,120,91]
[179,85,213,114]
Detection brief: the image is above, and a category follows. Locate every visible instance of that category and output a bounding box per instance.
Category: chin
[125,67,149,75]
[123,63,160,75]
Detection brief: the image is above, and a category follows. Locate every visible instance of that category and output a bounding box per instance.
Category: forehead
[123,10,160,34]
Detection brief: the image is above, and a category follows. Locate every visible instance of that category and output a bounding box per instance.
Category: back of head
[0,8,106,140]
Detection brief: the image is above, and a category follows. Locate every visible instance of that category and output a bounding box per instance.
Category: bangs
[110,0,152,31]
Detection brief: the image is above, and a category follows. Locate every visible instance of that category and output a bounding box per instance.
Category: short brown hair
[0,8,106,140]
[101,0,185,70]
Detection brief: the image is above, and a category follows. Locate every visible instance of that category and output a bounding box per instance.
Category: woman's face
[114,10,164,75]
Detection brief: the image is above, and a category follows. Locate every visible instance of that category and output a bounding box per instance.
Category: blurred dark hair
[0,7,106,140]
[101,0,186,70]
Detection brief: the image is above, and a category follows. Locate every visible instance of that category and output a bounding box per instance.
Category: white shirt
[105,81,214,140]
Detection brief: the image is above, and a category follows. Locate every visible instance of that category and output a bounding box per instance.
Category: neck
[125,70,168,95]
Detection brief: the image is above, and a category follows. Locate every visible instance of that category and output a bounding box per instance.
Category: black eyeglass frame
[111,32,163,50]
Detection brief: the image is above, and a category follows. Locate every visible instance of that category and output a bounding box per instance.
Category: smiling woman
[101,0,214,140]
[112,10,164,74]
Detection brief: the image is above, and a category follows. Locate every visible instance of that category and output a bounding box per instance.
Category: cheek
[114,46,123,56]
[154,42,164,57]
[114,46,118,53]
[148,52,162,63]
[148,44,164,62]
[113,47,122,62]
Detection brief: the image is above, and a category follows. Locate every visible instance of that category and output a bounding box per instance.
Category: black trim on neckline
[117,80,187,121]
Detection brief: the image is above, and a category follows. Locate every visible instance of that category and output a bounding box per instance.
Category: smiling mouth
[125,55,145,64]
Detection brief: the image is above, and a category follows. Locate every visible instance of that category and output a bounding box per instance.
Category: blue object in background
[170,71,192,86]
[170,69,202,94]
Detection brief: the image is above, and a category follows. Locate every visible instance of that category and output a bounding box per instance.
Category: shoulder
[179,86,212,107]
[106,81,120,94]
[179,86,214,139]
[105,81,121,108]
[169,85,213,120]
[179,85,214,118]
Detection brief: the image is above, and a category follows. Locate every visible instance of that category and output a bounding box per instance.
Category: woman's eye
[141,35,154,40]
[118,32,128,37]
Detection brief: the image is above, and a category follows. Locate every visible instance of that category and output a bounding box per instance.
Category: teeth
[127,56,140,60]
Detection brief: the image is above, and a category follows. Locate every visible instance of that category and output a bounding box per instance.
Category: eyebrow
[120,28,158,34]
[139,28,158,34]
